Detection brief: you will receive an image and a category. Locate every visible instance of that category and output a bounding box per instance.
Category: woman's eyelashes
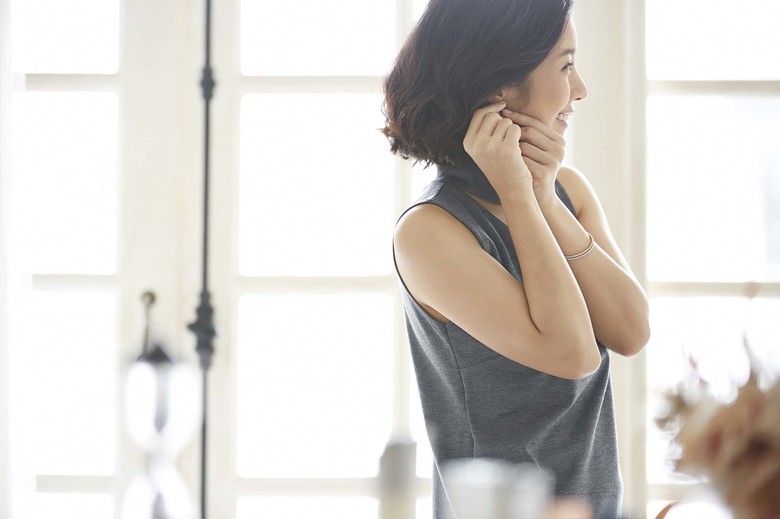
[562,61,574,72]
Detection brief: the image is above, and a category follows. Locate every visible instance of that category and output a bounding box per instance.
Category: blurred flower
[656,337,780,519]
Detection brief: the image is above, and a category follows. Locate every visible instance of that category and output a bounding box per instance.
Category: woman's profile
[382,0,651,517]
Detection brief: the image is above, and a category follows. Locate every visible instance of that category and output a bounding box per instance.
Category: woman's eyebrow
[556,48,576,58]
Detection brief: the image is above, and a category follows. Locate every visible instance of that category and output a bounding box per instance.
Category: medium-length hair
[382,0,573,168]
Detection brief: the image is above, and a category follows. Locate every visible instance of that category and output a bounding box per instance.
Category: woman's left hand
[501,109,566,207]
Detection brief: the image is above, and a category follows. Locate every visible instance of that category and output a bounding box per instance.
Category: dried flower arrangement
[655,338,780,519]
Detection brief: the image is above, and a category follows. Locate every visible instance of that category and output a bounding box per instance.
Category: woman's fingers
[463,104,531,196]
[493,117,516,142]
[498,110,565,171]
[518,126,558,152]
[522,155,545,171]
[502,109,565,144]
[464,102,528,166]
[475,112,508,145]
[519,141,554,165]
[502,110,566,163]
[504,122,522,144]
[464,102,506,149]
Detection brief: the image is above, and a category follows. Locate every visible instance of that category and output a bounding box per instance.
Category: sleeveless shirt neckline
[436,162,578,219]
[440,177,577,230]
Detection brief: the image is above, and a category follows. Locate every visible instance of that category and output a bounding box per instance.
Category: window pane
[645,296,780,483]
[241,0,395,76]
[239,94,395,276]
[410,162,437,202]
[11,0,119,73]
[236,294,394,478]
[646,96,780,282]
[417,497,433,519]
[13,92,118,275]
[237,497,378,519]
[413,0,429,22]
[29,494,113,519]
[646,0,780,80]
[13,291,117,475]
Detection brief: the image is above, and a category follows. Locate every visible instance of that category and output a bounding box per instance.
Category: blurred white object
[441,458,552,519]
[122,459,195,519]
[655,486,735,519]
[379,439,417,519]
[123,343,201,519]
[125,347,201,454]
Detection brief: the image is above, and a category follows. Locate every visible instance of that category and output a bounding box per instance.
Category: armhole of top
[554,179,578,217]
[392,195,486,324]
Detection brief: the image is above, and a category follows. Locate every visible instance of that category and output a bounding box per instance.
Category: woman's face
[503,19,588,133]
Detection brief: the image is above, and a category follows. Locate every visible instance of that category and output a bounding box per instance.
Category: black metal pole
[187,0,217,518]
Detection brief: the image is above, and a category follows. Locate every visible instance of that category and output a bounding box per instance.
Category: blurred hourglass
[122,291,201,519]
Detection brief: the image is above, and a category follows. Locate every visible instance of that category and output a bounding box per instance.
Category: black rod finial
[200,67,216,102]
[188,290,217,370]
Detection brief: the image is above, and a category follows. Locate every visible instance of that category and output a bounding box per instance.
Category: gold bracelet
[565,232,595,261]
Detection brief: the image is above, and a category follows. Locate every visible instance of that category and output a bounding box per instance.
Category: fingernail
[502,108,513,114]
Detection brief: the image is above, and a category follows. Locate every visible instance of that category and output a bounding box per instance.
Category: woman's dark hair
[382,0,573,168]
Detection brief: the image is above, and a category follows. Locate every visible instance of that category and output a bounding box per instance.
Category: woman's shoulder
[556,165,599,217]
[394,176,487,246]
[394,202,478,253]
[557,164,592,185]
[557,164,589,192]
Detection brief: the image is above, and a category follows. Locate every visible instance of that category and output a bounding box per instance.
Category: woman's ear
[488,87,509,103]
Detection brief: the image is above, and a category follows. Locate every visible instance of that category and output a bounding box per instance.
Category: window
[14,1,773,518]
[232,0,434,516]
[642,1,780,516]
[6,0,440,517]
[9,0,121,517]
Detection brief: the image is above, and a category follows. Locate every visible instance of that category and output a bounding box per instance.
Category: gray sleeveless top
[395,174,622,519]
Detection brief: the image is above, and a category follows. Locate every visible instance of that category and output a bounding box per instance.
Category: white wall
[571,1,647,516]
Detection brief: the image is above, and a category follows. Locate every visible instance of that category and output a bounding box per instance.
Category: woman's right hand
[463,102,533,200]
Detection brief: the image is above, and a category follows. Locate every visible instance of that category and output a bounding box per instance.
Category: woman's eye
[563,62,574,71]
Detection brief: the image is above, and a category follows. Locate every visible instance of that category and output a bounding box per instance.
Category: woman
[383,0,650,517]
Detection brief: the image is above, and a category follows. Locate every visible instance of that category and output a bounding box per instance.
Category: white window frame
[567,1,647,513]
[4,0,642,516]
[208,0,430,516]
[14,46,123,518]
[8,0,207,513]
[642,87,780,505]
[1,2,13,515]
[17,1,780,518]
[8,0,427,516]
[572,1,780,517]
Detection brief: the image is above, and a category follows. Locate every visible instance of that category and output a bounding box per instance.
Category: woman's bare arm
[549,165,650,356]
[504,110,650,356]
[394,103,600,380]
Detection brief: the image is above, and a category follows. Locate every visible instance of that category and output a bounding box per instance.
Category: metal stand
[187,0,217,517]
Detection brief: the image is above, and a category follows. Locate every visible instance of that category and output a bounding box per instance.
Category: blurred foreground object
[123,292,201,518]
[441,458,554,519]
[656,336,780,519]
[379,439,416,519]
[653,491,735,519]
[545,499,593,519]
